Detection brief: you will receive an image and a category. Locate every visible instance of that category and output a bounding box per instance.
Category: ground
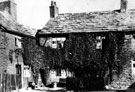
[12,87,66,92]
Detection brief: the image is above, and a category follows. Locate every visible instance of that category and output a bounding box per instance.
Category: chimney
[50,1,59,18]
[0,0,17,20]
[120,0,128,12]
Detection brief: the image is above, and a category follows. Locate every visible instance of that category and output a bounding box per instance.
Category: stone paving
[12,87,66,92]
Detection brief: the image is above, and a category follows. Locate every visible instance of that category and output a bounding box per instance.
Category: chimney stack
[50,1,59,18]
[0,0,17,20]
[121,0,128,13]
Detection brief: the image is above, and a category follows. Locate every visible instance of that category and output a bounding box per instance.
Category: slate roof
[0,11,35,38]
[39,9,135,35]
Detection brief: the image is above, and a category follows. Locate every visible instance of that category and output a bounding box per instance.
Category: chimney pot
[54,2,56,5]
[121,0,128,13]
[50,1,59,18]
[51,1,54,6]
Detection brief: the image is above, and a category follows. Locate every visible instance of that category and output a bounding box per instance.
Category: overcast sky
[15,0,135,29]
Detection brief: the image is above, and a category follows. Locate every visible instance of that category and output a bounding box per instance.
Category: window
[133,64,135,68]
[15,37,22,48]
[96,36,105,49]
[16,64,21,75]
[96,36,102,49]
[15,37,17,46]
[45,37,66,49]
[9,50,13,63]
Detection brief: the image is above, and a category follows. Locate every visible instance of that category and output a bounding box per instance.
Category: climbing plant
[22,37,46,85]
[22,32,131,89]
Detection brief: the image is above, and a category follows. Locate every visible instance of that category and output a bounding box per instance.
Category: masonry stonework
[0,0,17,19]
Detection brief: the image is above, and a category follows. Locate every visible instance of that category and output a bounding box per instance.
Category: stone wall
[0,29,8,73]
[0,0,16,19]
[0,28,24,75]
[108,35,134,89]
[6,33,23,75]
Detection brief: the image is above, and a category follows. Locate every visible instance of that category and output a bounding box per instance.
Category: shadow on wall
[128,82,135,89]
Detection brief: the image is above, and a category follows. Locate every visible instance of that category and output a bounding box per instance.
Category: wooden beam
[36,29,135,38]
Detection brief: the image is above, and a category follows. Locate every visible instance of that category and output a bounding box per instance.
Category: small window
[52,41,55,44]
[16,64,21,75]
[15,37,22,48]
[57,42,62,49]
[133,63,135,68]
[51,37,66,49]
[9,50,13,63]
[96,36,102,49]
[15,38,17,46]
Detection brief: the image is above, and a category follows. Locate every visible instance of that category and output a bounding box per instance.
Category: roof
[0,11,35,38]
[39,9,135,36]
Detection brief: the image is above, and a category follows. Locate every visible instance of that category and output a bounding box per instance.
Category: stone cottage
[36,0,135,90]
[0,0,34,90]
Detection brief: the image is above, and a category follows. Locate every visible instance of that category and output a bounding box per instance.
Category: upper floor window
[15,37,17,46]
[9,49,13,63]
[96,36,102,49]
[96,36,105,49]
[44,37,66,49]
[15,37,22,48]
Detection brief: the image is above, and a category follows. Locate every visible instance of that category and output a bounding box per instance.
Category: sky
[14,0,135,29]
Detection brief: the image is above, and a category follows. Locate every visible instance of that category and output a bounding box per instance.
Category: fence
[0,73,22,92]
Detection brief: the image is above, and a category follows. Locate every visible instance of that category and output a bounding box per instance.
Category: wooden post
[0,73,1,92]
[15,75,19,92]
[6,74,8,92]
[10,74,11,92]
[1,73,3,92]
[4,73,6,92]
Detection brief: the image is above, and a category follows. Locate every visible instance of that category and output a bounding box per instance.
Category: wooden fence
[0,73,22,92]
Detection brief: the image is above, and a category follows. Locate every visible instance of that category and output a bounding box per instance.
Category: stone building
[0,0,34,90]
[36,0,135,90]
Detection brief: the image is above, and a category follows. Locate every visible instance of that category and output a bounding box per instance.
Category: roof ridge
[58,9,135,16]
[58,10,118,15]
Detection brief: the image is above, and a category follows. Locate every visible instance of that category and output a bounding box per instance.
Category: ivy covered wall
[23,32,135,90]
